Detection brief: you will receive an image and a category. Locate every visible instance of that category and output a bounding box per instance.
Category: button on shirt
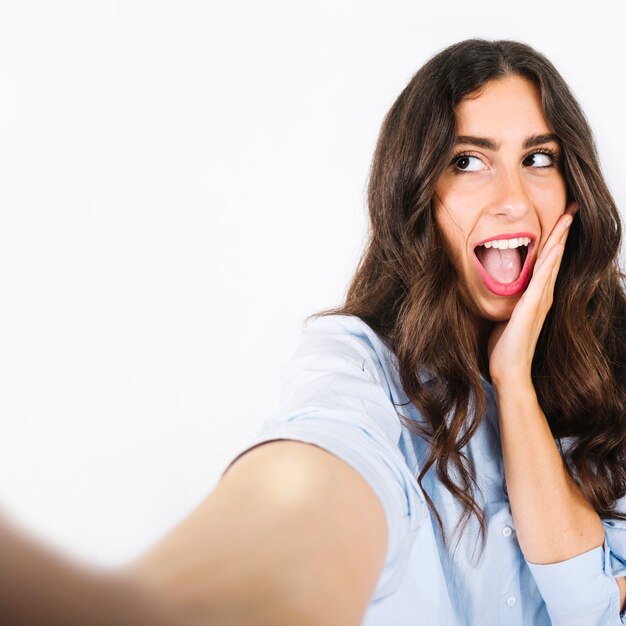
[225,314,626,625]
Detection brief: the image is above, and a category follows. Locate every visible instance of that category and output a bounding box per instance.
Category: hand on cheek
[487,201,578,387]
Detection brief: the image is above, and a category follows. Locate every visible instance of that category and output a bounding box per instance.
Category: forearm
[485,211,626,621]
[493,378,604,565]
[0,519,193,626]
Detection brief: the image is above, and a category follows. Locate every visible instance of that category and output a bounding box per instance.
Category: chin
[481,306,514,322]
[460,281,521,324]
[487,311,514,323]
[477,299,518,322]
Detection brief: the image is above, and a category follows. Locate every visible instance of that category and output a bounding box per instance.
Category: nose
[488,168,532,221]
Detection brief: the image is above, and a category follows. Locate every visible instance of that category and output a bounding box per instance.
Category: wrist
[491,371,535,396]
[489,367,533,387]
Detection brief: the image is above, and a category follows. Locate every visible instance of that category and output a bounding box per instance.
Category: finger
[551,207,575,279]
[505,206,577,348]
[531,248,562,309]
[537,226,569,287]
[536,214,573,269]
[517,211,574,313]
[565,200,579,218]
[546,243,565,297]
[547,213,573,251]
[538,202,576,256]
[527,236,567,309]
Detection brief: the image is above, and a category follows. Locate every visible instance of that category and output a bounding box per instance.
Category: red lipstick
[473,233,536,297]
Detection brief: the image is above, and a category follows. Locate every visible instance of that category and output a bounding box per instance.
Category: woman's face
[433,75,568,323]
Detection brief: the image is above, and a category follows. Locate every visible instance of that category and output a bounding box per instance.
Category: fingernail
[565,216,573,228]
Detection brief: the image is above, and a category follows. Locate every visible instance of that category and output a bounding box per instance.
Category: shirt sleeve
[223,316,427,602]
[524,512,626,625]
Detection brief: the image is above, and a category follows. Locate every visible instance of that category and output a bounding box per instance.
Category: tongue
[476,247,522,284]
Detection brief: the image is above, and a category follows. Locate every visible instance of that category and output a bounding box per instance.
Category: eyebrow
[455,133,559,150]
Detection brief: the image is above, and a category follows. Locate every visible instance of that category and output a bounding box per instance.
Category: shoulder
[225,313,428,604]
[223,438,389,537]
[274,314,403,441]
[293,314,399,388]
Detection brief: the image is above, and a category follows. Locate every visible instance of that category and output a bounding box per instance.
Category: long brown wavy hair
[317,38,626,551]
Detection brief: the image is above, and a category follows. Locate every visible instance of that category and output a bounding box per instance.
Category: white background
[0,0,624,567]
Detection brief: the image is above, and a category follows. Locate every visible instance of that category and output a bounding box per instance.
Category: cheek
[435,227,471,278]
[529,175,567,212]
[536,204,567,253]
[434,178,491,267]
[529,176,567,220]
[434,194,474,242]
[434,208,466,263]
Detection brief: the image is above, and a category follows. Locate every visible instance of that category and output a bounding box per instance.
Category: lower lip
[472,245,535,297]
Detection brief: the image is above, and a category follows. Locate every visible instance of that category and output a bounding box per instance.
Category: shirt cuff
[604,519,626,579]
[526,542,622,619]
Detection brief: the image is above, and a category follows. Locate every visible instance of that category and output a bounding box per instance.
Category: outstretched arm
[125,439,388,626]
[0,519,186,626]
[0,439,388,626]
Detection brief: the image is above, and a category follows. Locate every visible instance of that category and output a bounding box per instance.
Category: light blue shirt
[227,314,626,625]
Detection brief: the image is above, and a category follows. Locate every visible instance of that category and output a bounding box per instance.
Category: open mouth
[473,235,535,297]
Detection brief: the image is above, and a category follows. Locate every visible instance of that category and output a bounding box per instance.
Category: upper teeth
[483,237,531,250]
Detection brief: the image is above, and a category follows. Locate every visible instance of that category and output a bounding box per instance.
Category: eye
[452,154,486,172]
[522,150,558,168]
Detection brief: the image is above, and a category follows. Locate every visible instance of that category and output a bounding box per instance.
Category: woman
[2,38,626,626]
[195,39,626,625]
